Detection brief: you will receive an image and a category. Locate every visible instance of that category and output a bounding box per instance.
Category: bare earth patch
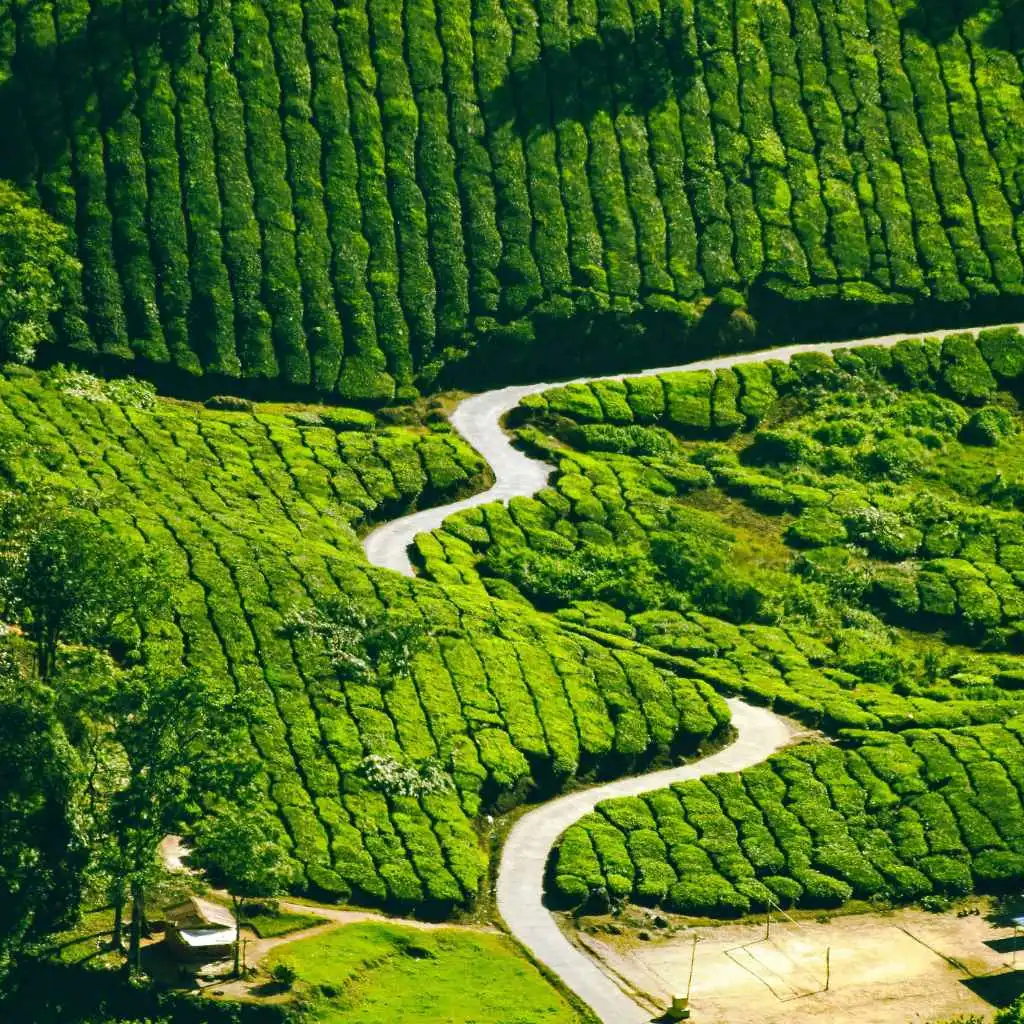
[577,905,1024,1023]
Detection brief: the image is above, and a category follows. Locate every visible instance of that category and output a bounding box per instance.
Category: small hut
[163,896,236,961]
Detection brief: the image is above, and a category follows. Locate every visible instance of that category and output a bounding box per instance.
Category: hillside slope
[0,364,728,915]
[3,0,1024,397]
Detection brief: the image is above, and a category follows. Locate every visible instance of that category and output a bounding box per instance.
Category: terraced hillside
[0,365,728,916]
[404,327,1024,915]
[552,722,1024,914]
[3,0,1024,397]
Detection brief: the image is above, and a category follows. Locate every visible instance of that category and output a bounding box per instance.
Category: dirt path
[496,700,800,1023]
[158,840,492,941]
[371,322,1024,1021]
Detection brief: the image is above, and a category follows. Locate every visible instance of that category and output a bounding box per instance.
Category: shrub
[359,755,453,798]
[746,429,819,466]
[45,365,157,410]
[857,438,924,483]
[978,327,1024,381]
[972,850,1024,890]
[793,868,853,906]
[762,875,803,906]
[270,962,297,989]
[205,394,255,412]
[846,507,922,559]
[941,335,997,404]
[960,407,1017,447]
[570,424,678,458]
[317,407,378,432]
[787,509,848,548]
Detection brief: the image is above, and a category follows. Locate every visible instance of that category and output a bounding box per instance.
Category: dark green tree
[66,667,256,971]
[0,669,86,985]
[0,508,161,679]
[191,812,293,976]
[0,180,80,363]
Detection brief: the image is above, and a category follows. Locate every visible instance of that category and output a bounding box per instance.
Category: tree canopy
[0,181,79,363]
[0,502,162,679]
[192,813,293,975]
[0,671,86,985]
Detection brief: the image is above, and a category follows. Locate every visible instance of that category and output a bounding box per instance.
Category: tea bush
[7,0,1024,395]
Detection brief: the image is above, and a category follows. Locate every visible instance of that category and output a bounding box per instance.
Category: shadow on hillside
[487,12,695,132]
[0,955,282,1024]
[901,0,1021,49]
[0,0,189,185]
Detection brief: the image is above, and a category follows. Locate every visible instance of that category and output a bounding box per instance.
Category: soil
[577,902,1024,1023]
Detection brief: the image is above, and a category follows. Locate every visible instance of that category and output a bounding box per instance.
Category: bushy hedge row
[527,329,1024,438]
[428,469,1024,732]
[421,327,1024,739]
[5,0,1024,394]
[551,721,1024,915]
[0,366,727,914]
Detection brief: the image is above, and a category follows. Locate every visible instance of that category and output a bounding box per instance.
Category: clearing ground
[578,905,1024,1024]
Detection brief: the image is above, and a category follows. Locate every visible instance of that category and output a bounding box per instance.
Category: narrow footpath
[360,322,1022,1022]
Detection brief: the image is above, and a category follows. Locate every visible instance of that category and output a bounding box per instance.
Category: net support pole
[686,933,698,1001]
[825,946,831,992]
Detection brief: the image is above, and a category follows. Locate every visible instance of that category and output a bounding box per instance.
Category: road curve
[361,322,1023,576]
[359,321,1022,1022]
[497,699,797,1023]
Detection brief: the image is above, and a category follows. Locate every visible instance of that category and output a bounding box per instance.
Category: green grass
[40,908,118,968]
[241,906,326,939]
[267,923,585,1023]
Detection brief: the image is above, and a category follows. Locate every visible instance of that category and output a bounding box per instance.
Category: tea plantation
[0,364,728,916]
[405,327,1024,915]
[4,0,1024,397]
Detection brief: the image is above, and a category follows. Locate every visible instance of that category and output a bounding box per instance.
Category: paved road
[359,321,1022,1021]
[361,323,1023,575]
[496,699,797,1024]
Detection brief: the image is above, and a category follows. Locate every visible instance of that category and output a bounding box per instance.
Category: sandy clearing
[589,905,1024,1024]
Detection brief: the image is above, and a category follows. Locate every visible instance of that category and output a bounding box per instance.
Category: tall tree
[0,507,161,679]
[65,667,256,971]
[191,813,293,976]
[0,669,86,986]
[0,180,80,363]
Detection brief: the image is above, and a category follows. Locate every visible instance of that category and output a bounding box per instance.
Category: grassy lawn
[267,923,586,1023]
[241,905,326,938]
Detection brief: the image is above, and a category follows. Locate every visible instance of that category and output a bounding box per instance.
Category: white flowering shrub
[359,754,452,797]
[45,364,156,410]
[282,598,427,688]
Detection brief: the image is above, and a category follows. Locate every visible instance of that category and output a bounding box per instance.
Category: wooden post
[825,946,831,992]
[765,904,771,941]
[686,933,698,1001]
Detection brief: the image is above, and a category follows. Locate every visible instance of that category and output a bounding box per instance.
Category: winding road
[360,323,1021,1022]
